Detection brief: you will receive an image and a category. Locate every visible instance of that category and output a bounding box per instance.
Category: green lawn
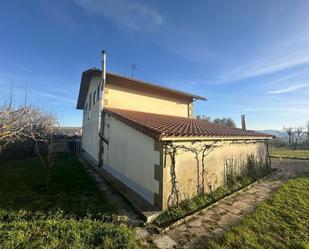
[202,176,309,249]
[0,154,139,249]
[271,147,309,160]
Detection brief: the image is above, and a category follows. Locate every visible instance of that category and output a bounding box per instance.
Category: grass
[202,175,309,249]
[271,147,309,160]
[0,154,139,249]
[155,167,273,227]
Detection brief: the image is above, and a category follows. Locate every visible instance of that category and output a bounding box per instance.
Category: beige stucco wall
[161,140,267,209]
[81,76,102,164]
[81,74,194,162]
[104,83,192,117]
[102,115,160,204]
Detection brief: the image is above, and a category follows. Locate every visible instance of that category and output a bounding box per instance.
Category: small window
[85,103,88,114]
[93,91,96,105]
[97,84,100,100]
[89,94,92,110]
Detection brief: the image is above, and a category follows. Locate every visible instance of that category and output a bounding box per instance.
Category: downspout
[98,50,107,167]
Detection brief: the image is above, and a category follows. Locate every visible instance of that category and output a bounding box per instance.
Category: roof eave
[76,69,101,110]
[76,69,207,109]
[160,136,272,142]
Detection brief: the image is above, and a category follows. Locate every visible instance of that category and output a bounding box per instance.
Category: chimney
[241,115,246,130]
[101,50,106,90]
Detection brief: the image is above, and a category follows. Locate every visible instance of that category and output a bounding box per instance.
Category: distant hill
[256,130,285,138]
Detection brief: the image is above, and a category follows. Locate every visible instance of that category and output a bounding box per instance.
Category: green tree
[213,117,236,127]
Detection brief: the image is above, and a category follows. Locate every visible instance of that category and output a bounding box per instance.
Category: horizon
[1,0,309,130]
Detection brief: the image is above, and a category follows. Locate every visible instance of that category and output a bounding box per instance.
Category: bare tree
[27,108,59,188]
[293,126,305,150]
[0,103,59,188]
[306,121,309,144]
[283,126,305,149]
[0,104,30,153]
[283,127,293,146]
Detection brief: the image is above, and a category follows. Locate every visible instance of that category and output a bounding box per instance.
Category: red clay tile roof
[104,108,272,141]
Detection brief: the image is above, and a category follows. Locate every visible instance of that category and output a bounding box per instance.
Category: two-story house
[76,51,272,213]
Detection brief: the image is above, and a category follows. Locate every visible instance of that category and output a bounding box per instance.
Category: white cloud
[267,83,309,94]
[216,34,309,83]
[261,69,308,87]
[74,0,163,32]
[31,89,76,104]
[237,106,309,114]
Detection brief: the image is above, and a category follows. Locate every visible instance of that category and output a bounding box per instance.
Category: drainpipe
[98,50,106,132]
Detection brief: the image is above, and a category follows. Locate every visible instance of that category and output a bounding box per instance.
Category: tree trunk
[46,168,52,188]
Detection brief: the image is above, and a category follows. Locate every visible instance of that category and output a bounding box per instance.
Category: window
[89,94,92,110]
[93,91,96,105]
[97,84,100,100]
[85,103,88,114]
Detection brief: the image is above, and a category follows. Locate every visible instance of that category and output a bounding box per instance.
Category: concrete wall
[81,76,102,164]
[102,115,161,205]
[161,140,267,209]
[104,83,192,117]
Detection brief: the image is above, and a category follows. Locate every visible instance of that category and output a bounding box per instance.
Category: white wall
[102,115,160,204]
[81,76,102,164]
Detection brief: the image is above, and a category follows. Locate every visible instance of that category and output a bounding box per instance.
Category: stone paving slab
[153,235,177,249]
[135,227,150,240]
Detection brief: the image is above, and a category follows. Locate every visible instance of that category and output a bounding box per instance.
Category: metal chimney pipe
[241,115,246,130]
[101,50,106,91]
[98,50,106,167]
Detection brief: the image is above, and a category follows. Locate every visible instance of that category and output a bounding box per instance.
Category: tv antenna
[131,64,137,78]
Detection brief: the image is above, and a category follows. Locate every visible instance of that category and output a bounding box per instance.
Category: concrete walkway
[150,160,309,249]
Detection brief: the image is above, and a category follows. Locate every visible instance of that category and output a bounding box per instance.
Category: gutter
[160,136,272,142]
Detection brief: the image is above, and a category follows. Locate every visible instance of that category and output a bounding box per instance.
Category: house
[76,51,272,211]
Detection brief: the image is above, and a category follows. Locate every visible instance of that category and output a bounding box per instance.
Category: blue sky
[1,0,309,130]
